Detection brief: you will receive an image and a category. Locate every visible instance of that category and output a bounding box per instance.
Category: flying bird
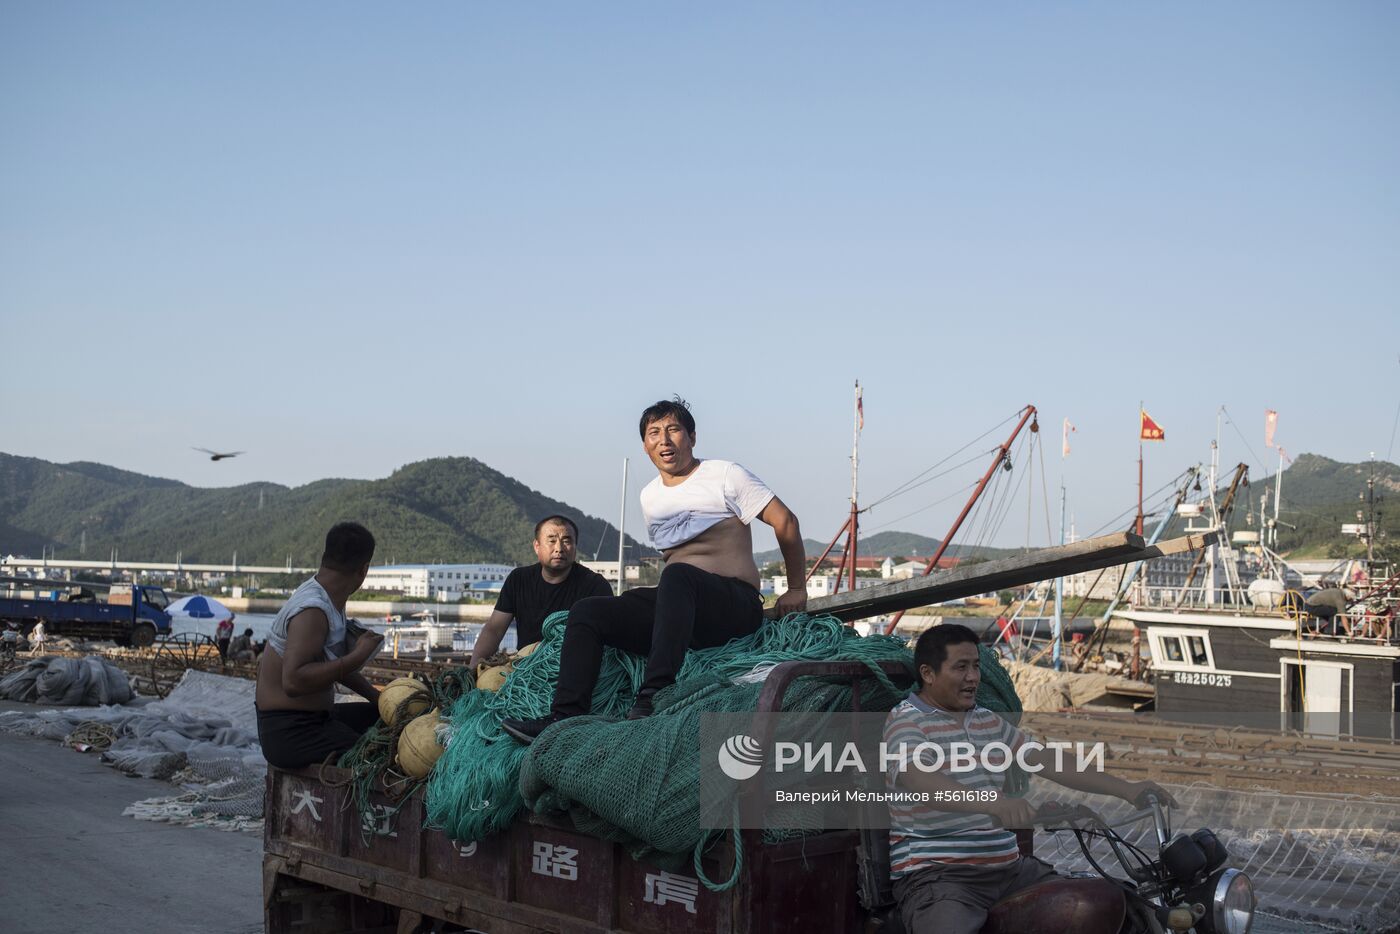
[193,447,245,461]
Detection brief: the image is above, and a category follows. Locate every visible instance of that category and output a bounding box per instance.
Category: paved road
[0,714,263,934]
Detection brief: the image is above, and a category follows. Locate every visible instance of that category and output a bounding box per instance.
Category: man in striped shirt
[884,624,1172,934]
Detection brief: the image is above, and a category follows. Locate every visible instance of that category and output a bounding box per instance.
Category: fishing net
[423,611,1024,891]
[1032,783,1400,934]
[0,669,267,830]
[518,674,895,886]
[0,655,134,705]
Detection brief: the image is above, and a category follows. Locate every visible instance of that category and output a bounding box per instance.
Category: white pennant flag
[1062,418,1076,458]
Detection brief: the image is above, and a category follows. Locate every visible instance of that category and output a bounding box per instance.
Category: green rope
[692,804,743,892]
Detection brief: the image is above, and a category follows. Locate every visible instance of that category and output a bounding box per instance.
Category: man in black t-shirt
[468,515,614,669]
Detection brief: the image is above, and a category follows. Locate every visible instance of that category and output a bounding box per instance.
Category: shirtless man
[503,398,806,742]
[256,522,385,769]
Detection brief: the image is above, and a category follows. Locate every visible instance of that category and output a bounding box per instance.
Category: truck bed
[264,763,864,934]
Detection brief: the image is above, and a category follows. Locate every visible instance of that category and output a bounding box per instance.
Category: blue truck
[0,582,173,647]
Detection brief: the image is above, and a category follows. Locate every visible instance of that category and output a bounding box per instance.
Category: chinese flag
[1140,409,1165,442]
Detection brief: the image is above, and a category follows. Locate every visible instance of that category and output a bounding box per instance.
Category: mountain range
[1202,453,1398,558]
[1,451,1394,568]
[753,531,1016,567]
[0,452,649,567]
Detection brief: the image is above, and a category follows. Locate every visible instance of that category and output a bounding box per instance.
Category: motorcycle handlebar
[1032,803,1103,829]
[1034,794,1175,836]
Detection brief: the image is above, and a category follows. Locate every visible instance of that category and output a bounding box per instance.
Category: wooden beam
[767,529,1220,623]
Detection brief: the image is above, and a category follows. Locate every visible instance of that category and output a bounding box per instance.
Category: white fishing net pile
[0,669,266,832]
[1032,783,1400,934]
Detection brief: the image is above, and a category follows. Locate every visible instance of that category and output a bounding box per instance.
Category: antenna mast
[808,381,863,597]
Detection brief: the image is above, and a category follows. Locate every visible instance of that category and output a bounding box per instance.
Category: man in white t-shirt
[503,397,808,742]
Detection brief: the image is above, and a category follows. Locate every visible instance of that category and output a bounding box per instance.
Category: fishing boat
[1112,451,1398,739]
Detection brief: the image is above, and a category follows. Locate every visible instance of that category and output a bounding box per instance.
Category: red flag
[1265,409,1278,448]
[1140,409,1165,442]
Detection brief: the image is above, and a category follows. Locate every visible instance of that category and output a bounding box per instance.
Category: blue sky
[3,3,1397,553]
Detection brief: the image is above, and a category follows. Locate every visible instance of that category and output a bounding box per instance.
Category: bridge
[0,555,316,576]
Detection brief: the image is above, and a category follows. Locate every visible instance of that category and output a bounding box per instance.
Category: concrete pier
[0,702,263,934]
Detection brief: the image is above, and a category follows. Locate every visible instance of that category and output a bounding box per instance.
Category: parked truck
[0,581,173,647]
[263,533,1218,933]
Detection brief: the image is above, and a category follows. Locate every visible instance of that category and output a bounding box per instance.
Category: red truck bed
[262,661,911,933]
[265,763,864,934]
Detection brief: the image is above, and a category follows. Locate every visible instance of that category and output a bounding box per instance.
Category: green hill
[0,452,650,567]
[1157,453,1399,559]
[1242,453,1398,558]
[754,530,1015,566]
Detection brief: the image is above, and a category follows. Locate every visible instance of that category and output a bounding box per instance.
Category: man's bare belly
[256,649,334,712]
[662,517,761,588]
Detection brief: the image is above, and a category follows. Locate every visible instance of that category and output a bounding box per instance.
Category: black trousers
[551,562,764,717]
[256,702,379,769]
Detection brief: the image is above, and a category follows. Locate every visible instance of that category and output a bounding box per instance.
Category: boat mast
[1137,400,1145,536]
[1207,407,1223,602]
[848,380,861,596]
[807,380,862,598]
[617,458,628,594]
[884,405,1038,634]
[1054,440,1066,670]
[1366,459,1377,567]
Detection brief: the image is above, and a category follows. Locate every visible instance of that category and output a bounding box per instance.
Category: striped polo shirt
[883,692,1028,877]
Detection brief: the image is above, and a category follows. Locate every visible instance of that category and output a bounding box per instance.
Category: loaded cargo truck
[264,660,902,934]
[0,582,173,647]
[263,533,1214,933]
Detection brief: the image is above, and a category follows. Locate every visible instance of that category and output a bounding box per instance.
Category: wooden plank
[769,529,1220,623]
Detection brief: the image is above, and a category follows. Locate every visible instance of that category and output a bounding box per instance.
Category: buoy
[396,708,444,779]
[378,677,431,726]
[513,641,541,660]
[475,663,511,692]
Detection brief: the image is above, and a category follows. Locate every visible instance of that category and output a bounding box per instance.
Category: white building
[1064,550,1265,603]
[772,574,882,598]
[363,563,515,600]
[580,561,641,588]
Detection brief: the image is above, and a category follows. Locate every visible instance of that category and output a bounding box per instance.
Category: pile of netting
[424,611,1022,890]
[1031,783,1400,934]
[0,654,134,705]
[0,668,267,831]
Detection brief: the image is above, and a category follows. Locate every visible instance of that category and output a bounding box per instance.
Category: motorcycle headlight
[1190,867,1254,934]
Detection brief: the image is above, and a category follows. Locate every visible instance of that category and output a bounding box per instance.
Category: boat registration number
[1171,671,1232,687]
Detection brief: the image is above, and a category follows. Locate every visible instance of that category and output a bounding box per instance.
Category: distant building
[363,563,514,600]
[579,561,641,587]
[772,574,882,598]
[807,555,892,574]
[886,557,960,580]
[1064,550,1265,603]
